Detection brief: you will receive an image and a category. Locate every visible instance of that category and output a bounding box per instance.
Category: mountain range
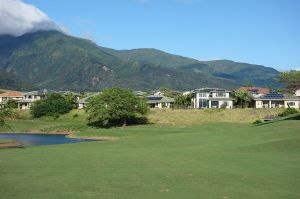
[0,30,280,91]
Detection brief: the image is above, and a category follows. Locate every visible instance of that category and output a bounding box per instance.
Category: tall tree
[278,70,300,94]
[232,90,252,108]
[87,88,149,128]
[0,104,14,128]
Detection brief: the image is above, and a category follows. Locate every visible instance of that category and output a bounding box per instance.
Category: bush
[31,93,73,118]
[253,119,263,124]
[6,100,18,109]
[87,87,149,128]
[278,108,298,117]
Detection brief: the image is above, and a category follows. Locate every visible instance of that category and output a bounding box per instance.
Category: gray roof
[146,95,175,104]
[193,88,231,93]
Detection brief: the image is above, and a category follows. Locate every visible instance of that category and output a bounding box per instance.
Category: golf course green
[0,113,299,199]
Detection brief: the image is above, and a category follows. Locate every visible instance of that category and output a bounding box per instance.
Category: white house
[295,89,300,97]
[78,97,88,109]
[254,92,300,109]
[192,88,233,109]
[146,95,175,108]
[17,90,49,109]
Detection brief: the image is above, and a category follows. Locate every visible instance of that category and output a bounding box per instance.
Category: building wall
[255,100,263,108]
[295,90,300,97]
[284,101,300,109]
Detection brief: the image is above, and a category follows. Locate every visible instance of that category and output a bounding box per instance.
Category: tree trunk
[122,119,127,127]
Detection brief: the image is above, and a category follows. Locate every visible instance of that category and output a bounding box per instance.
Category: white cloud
[0,0,61,36]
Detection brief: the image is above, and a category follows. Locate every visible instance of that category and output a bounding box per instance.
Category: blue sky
[24,0,300,71]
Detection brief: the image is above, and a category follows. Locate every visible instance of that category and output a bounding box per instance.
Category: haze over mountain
[0,30,279,91]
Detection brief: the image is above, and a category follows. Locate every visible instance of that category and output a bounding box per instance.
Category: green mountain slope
[0,69,33,91]
[100,48,280,88]
[0,31,279,91]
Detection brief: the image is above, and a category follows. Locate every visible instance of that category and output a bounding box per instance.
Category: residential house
[254,92,300,109]
[192,88,233,109]
[295,89,300,97]
[17,89,49,109]
[58,91,80,101]
[133,91,147,97]
[0,91,24,105]
[146,95,175,108]
[238,86,270,98]
[78,97,89,109]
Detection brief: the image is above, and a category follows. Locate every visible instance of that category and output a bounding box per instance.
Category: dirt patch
[0,141,24,149]
[66,135,119,141]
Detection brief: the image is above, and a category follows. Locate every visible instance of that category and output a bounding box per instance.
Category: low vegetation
[278,107,298,117]
[31,93,73,118]
[0,108,285,133]
[87,88,149,128]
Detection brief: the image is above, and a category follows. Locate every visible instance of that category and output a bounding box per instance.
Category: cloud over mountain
[0,0,60,36]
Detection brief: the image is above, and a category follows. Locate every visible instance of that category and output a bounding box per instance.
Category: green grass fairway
[0,119,299,199]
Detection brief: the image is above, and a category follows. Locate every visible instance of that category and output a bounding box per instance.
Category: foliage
[174,94,192,108]
[253,119,263,124]
[64,93,78,109]
[6,99,18,109]
[277,70,300,94]
[30,93,73,118]
[0,104,14,127]
[278,108,298,117]
[87,87,149,128]
[159,87,180,98]
[231,90,253,108]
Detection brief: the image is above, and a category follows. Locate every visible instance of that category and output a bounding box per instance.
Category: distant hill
[0,31,279,91]
[0,69,33,91]
[100,48,280,88]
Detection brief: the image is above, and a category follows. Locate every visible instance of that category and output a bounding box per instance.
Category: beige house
[146,95,174,108]
[254,92,300,109]
[0,91,23,104]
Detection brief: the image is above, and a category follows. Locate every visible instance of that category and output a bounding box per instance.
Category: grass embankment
[0,119,299,199]
[0,108,283,133]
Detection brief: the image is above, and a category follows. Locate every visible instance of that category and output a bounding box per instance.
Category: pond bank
[0,141,24,149]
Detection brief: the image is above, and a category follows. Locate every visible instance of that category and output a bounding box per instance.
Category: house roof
[238,87,270,94]
[193,88,231,93]
[254,92,300,101]
[24,89,52,96]
[0,91,23,97]
[146,95,175,104]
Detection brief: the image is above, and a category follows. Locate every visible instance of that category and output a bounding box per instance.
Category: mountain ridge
[0,31,280,91]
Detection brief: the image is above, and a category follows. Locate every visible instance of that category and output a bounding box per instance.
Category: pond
[0,133,95,147]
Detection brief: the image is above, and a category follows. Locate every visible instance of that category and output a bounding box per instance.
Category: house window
[287,102,295,106]
[199,99,208,108]
[216,92,226,97]
[199,93,207,97]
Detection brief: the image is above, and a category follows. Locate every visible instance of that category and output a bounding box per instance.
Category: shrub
[73,113,79,118]
[253,119,263,124]
[87,87,149,128]
[278,108,298,117]
[31,93,73,118]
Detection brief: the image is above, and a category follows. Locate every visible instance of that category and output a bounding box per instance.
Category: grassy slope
[0,119,299,199]
[0,109,283,133]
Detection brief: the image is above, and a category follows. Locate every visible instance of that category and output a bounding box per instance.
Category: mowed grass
[0,119,300,199]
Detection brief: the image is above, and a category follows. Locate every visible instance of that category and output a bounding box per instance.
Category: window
[199,93,207,97]
[287,102,295,106]
[216,92,226,97]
